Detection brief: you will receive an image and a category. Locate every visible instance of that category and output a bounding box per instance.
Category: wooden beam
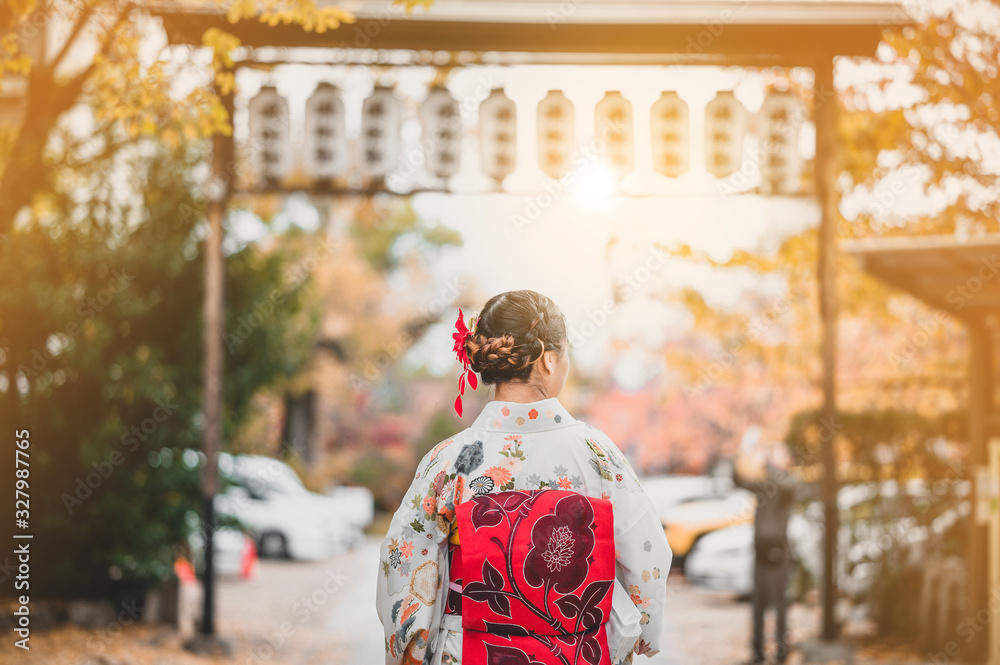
[198,82,234,640]
[814,56,840,642]
[858,258,1000,323]
[968,323,992,663]
[155,10,885,61]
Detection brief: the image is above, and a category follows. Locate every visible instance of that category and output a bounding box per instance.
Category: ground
[0,538,930,665]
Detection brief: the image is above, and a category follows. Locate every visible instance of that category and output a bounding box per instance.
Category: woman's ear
[540,349,558,375]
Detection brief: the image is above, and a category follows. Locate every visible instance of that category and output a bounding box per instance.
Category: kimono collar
[471,398,576,433]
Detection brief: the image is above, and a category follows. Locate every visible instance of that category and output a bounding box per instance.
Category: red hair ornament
[452,308,479,417]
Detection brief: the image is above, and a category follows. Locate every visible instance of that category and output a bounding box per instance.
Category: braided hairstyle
[465,290,567,385]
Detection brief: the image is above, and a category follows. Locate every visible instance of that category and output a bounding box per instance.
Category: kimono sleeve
[613,481,672,658]
[376,446,454,665]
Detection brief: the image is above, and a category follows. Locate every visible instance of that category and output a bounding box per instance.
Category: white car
[684,515,814,597]
[217,454,368,560]
[684,480,972,600]
[684,523,756,596]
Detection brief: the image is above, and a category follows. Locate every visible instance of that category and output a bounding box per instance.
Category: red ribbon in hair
[452,308,478,417]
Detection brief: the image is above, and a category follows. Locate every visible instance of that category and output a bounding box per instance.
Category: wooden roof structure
[845,234,1000,323]
[847,234,1000,665]
[153,0,908,63]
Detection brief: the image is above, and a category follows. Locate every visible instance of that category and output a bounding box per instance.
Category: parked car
[683,480,971,600]
[216,453,370,560]
[324,483,375,543]
[684,522,755,596]
[660,489,755,566]
[684,515,815,598]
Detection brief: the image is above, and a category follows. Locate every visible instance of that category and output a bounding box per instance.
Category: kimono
[376,398,672,665]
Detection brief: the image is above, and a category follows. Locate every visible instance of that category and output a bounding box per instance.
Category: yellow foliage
[393,0,434,11]
[223,0,356,31]
[7,0,38,18]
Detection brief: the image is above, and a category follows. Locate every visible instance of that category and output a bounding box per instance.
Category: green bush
[0,143,316,603]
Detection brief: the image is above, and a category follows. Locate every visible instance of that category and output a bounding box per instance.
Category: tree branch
[0,2,134,234]
[49,2,96,74]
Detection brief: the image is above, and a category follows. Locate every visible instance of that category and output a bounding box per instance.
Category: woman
[377,290,671,665]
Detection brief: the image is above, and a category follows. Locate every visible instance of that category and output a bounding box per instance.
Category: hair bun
[466,333,534,374]
[462,290,567,386]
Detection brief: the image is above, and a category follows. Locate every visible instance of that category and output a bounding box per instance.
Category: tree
[0,135,317,601]
[839,0,1000,237]
[0,0,433,234]
[652,54,974,447]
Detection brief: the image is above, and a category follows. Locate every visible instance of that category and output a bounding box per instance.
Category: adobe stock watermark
[665,0,752,65]
[13,268,134,384]
[545,0,584,29]
[512,119,628,235]
[568,247,669,350]
[717,83,836,199]
[889,254,999,371]
[683,288,806,399]
[928,585,1000,665]
[225,236,339,353]
[61,392,179,514]
[838,165,922,239]
[888,306,952,372]
[245,567,349,665]
[725,414,843,529]
[345,1,413,49]
[946,254,1000,311]
[384,74,500,191]
[350,277,463,388]
[84,599,143,656]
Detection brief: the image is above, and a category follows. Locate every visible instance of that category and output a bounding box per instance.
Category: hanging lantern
[303,83,348,182]
[479,88,517,186]
[704,91,746,179]
[758,90,803,195]
[594,91,634,181]
[360,86,403,179]
[536,90,575,179]
[650,91,690,179]
[420,85,462,180]
[247,85,292,186]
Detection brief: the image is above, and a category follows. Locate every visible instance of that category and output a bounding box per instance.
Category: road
[0,537,919,665]
[218,537,821,665]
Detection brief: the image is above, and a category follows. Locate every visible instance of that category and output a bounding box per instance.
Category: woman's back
[378,398,670,665]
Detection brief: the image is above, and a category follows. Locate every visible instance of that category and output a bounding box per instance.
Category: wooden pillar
[814,56,840,642]
[968,321,992,662]
[200,88,234,638]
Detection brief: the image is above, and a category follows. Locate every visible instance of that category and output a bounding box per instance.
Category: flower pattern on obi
[524,494,597,595]
[456,490,616,665]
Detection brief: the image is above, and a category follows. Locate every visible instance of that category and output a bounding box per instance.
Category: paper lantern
[536,90,575,179]
[704,91,746,179]
[758,90,803,195]
[360,86,403,179]
[594,91,634,181]
[650,91,690,178]
[420,85,462,179]
[303,83,348,181]
[247,85,292,185]
[479,88,517,186]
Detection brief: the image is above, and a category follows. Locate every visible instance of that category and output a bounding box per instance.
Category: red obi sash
[453,490,615,665]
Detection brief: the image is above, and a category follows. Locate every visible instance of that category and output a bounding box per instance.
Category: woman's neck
[494,382,551,404]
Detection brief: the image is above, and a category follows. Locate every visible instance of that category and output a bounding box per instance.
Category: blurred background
[1,0,999,664]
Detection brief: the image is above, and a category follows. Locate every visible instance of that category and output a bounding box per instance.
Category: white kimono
[376,398,672,665]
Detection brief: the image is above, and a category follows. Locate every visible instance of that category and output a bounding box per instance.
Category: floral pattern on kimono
[377,398,672,665]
